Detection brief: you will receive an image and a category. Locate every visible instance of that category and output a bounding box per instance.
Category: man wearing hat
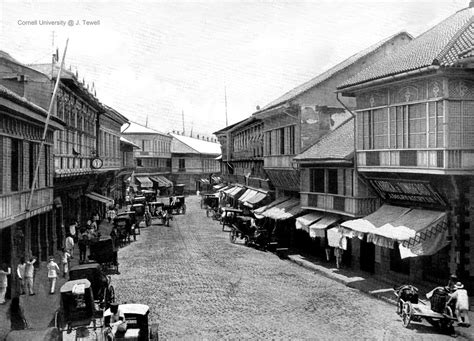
[46,256,60,294]
[447,282,470,327]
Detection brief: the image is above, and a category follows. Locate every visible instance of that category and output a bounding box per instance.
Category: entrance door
[342,238,352,267]
[360,236,375,273]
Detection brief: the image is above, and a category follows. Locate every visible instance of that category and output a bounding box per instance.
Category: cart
[103,303,158,340]
[229,216,271,250]
[395,286,457,333]
[203,194,220,219]
[69,262,115,310]
[113,212,136,245]
[220,208,243,231]
[89,238,119,274]
[131,203,146,229]
[169,196,186,215]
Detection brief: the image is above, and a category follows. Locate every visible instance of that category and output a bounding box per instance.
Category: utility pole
[182,109,185,135]
[224,86,228,126]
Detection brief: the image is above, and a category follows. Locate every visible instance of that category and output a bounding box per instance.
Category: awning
[259,198,301,220]
[238,189,258,203]
[223,186,237,195]
[341,205,448,258]
[135,176,153,188]
[150,176,173,188]
[296,212,324,234]
[253,197,291,219]
[244,191,268,208]
[309,214,340,238]
[213,184,225,190]
[200,178,210,184]
[85,192,114,206]
[228,186,245,198]
[218,185,232,192]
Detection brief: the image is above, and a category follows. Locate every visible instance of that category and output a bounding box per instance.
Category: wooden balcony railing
[357,148,474,172]
[300,192,379,217]
[0,188,53,220]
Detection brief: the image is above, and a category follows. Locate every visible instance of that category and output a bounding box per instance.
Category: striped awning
[150,176,173,188]
[258,198,301,220]
[85,192,114,206]
[135,176,153,188]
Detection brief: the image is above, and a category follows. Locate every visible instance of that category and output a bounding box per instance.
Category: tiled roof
[258,31,412,112]
[339,7,474,90]
[120,136,140,148]
[121,122,168,136]
[170,133,221,155]
[294,118,354,162]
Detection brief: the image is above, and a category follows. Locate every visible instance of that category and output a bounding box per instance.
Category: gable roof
[27,63,75,80]
[339,7,474,90]
[257,31,412,113]
[121,121,168,136]
[170,133,221,155]
[294,117,354,162]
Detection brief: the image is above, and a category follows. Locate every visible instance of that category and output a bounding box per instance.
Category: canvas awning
[259,198,301,220]
[85,192,114,206]
[309,214,341,238]
[253,197,291,219]
[200,178,210,184]
[238,189,258,203]
[150,176,173,188]
[135,176,153,188]
[296,212,324,233]
[218,185,231,192]
[341,205,449,258]
[223,186,237,195]
[244,191,268,208]
[213,184,225,190]
[228,186,245,198]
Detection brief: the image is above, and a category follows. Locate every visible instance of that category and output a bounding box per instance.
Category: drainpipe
[96,111,102,157]
[336,92,361,200]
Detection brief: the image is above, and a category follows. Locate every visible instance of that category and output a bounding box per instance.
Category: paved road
[114,196,458,340]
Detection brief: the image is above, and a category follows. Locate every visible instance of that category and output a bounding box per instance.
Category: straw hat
[454,282,464,289]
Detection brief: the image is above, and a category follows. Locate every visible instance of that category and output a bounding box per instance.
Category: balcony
[300,192,379,217]
[264,155,295,168]
[0,188,53,221]
[356,148,474,174]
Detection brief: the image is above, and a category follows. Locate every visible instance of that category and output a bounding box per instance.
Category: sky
[0,0,468,137]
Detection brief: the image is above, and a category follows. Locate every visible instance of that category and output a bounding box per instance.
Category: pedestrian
[90,217,98,231]
[93,211,100,228]
[69,221,78,242]
[447,282,471,327]
[24,257,36,296]
[47,256,60,294]
[61,248,71,278]
[65,233,75,258]
[6,296,28,330]
[107,303,127,339]
[447,274,458,292]
[107,207,117,224]
[0,263,11,304]
[78,228,89,264]
[16,257,26,295]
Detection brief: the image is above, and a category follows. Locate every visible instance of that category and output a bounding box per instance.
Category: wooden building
[337,4,474,286]
[253,32,412,199]
[0,84,64,297]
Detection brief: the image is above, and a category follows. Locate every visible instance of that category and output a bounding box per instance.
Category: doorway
[360,236,375,273]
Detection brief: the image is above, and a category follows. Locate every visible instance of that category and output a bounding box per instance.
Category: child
[46,257,60,294]
[61,248,71,278]
[447,282,470,327]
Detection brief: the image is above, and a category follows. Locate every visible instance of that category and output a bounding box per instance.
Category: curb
[287,254,474,340]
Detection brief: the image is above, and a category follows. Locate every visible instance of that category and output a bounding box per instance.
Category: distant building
[169,133,221,193]
[121,122,173,195]
[0,84,64,297]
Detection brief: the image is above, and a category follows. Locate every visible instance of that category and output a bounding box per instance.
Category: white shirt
[47,261,60,278]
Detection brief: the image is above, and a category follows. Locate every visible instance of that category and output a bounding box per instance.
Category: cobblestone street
[114,196,457,340]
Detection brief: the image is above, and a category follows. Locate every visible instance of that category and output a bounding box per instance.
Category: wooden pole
[27,39,69,211]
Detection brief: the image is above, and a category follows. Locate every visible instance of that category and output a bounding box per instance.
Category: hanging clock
[91,157,103,169]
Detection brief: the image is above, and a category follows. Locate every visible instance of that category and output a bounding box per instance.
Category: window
[279,128,285,155]
[327,169,338,194]
[288,125,295,154]
[179,158,185,171]
[309,169,324,193]
[137,159,142,167]
[11,139,21,192]
[390,242,410,274]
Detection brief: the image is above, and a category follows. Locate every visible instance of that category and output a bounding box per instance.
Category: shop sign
[367,178,446,206]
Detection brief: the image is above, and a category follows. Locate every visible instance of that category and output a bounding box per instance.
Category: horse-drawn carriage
[69,262,115,310]
[202,194,220,219]
[88,238,119,274]
[54,279,157,340]
[114,211,138,244]
[169,196,186,215]
[228,215,272,250]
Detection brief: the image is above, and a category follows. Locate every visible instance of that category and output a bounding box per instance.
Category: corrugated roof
[120,136,140,148]
[339,7,474,90]
[121,122,168,136]
[257,31,412,112]
[0,84,48,115]
[294,118,354,162]
[170,133,221,155]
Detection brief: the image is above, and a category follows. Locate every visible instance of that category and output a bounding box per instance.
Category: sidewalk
[287,252,474,340]
[0,218,117,340]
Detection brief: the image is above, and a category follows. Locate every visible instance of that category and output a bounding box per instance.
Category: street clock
[91,157,103,169]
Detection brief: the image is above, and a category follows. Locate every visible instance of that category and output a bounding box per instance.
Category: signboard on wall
[367,177,447,207]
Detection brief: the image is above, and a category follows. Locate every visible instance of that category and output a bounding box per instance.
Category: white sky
[0,0,468,136]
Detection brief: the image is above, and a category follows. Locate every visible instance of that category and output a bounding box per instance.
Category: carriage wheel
[105,285,116,309]
[401,301,412,328]
[229,229,236,243]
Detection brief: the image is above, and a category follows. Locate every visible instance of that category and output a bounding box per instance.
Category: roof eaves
[436,18,474,66]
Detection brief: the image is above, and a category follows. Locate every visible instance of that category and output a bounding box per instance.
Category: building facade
[0,85,64,297]
[170,133,221,193]
[337,5,474,286]
[253,32,412,199]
